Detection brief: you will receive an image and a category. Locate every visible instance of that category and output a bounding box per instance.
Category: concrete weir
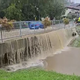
[0,28,74,68]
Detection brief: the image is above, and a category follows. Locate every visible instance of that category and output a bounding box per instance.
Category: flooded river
[5,47,80,76]
[43,47,80,76]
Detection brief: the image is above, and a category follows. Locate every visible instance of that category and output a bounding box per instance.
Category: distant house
[66,3,80,10]
[64,3,80,17]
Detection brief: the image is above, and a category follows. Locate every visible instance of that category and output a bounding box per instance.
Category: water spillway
[0,28,74,67]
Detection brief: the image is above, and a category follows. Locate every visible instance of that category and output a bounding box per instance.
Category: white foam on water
[4,47,70,72]
[5,60,44,72]
[54,47,70,55]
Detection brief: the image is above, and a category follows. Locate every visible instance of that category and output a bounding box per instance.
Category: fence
[0,20,76,42]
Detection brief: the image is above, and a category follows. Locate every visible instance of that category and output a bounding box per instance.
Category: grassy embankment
[0,68,80,80]
[71,26,80,47]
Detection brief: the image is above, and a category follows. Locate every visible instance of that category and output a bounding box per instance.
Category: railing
[0,20,76,43]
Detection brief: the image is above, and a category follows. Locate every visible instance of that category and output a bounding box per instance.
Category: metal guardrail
[0,20,76,43]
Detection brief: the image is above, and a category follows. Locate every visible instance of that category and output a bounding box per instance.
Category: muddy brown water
[4,47,80,76]
[43,47,80,76]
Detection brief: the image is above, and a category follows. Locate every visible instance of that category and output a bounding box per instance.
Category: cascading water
[0,28,75,70]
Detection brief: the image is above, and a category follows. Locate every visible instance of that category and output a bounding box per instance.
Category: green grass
[71,26,80,47]
[0,68,80,80]
[71,37,80,47]
[76,26,80,30]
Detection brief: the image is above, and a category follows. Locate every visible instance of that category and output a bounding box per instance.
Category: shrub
[63,18,69,25]
[0,17,14,31]
[42,17,51,28]
[2,22,14,31]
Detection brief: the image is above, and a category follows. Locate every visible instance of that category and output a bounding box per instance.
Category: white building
[64,3,80,17]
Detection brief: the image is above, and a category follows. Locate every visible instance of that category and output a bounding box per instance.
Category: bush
[42,17,51,28]
[63,18,69,25]
[2,22,14,31]
[0,17,14,31]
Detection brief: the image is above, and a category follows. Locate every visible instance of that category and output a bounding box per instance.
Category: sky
[71,0,80,3]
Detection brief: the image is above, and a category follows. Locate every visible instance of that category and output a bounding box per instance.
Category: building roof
[66,3,80,10]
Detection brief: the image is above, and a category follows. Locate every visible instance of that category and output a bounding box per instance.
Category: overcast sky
[71,0,80,3]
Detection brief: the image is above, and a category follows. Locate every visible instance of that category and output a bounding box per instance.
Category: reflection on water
[43,47,80,76]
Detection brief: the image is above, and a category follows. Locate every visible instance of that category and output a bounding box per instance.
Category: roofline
[65,6,80,10]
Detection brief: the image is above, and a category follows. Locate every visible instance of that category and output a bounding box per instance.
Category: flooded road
[43,47,80,76]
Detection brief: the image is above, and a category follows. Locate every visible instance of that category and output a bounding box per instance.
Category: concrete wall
[0,28,73,67]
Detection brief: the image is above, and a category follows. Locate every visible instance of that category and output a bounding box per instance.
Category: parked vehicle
[29,21,44,29]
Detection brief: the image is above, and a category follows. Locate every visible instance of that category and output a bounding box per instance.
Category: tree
[0,0,67,20]
[5,4,22,20]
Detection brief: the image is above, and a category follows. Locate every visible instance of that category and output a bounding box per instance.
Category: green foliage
[63,18,69,25]
[0,68,80,80]
[67,13,77,19]
[0,0,66,21]
[0,17,14,31]
[42,17,51,28]
[4,4,22,20]
[71,26,80,47]
[71,37,80,47]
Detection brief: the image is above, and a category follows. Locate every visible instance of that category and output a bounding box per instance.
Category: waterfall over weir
[0,28,74,69]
